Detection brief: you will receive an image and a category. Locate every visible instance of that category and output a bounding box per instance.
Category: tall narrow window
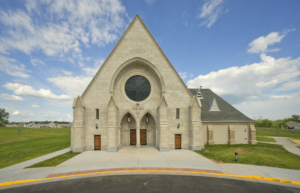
[96,109,99,119]
[176,108,180,119]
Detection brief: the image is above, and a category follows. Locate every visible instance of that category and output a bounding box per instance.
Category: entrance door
[140,129,147,145]
[175,134,181,149]
[94,135,101,150]
[130,129,136,145]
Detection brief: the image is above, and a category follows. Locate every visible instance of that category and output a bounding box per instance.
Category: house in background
[24,122,36,128]
[6,123,24,127]
[35,122,56,128]
[286,121,300,129]
[56,122,71,128]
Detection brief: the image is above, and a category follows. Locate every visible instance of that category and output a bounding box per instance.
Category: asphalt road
[1,175,300,193]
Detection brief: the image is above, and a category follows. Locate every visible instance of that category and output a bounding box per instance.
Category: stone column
[228,125,236,144]
[107,97,117,152]
[189,97,204,150]
[207,125,214,145]
[136,121,141,148]
[71,96,86,152]
[157,96,169,151]
[249,124,257,144]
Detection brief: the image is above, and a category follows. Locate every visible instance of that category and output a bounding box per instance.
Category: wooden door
[140,129,147,145]
[130,129,136,145]
[175,134,181,149]
[94,135,101,150]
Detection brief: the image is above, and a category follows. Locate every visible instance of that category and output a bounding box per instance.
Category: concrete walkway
[259,137,300,156]
[1,146,300,188]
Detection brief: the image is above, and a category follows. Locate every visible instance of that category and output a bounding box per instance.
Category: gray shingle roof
[57,122,70,124]
[189,88,254,122]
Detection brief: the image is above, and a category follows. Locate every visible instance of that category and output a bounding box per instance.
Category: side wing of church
[71,15,257,152]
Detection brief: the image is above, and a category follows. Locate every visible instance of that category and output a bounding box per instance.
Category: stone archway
[120,113,137,146]
[140,112,156,146]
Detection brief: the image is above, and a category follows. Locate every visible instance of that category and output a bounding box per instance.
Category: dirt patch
[254,147,285,152]
[204,150,210,153]
[264,159,272,161]
[235,147,244,153]
[289,139,300,144]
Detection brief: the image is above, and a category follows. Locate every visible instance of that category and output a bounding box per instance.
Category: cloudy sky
[0,0,299,122]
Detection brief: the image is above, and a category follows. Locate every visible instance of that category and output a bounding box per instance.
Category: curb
[1,169,299,188]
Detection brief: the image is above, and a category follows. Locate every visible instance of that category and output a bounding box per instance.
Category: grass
[256,127,300,139]
[0,127,70,169]
[256,136,276,142]
[195,143,300,170]
[26,151,80,168]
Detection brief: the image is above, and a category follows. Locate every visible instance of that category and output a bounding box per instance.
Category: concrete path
[1,146,300,188]
[273,137,300,156]
[0,148,69,183]
[260,137,300,156]
[50,146,223,175]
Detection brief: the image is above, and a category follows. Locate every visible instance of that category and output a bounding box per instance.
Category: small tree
[0,108,9,127]
[292,114,300,121]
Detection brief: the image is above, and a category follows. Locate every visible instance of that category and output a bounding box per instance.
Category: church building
[71,15,257,152]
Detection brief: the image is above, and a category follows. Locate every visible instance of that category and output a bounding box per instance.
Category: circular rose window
[125,75,151,101]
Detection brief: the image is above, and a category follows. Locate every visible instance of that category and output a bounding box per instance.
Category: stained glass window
[125,75,151,101]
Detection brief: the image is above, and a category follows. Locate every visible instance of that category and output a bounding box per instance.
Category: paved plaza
[1,138,300,189]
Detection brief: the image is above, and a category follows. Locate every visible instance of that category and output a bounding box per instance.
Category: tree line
[254,114,300,128]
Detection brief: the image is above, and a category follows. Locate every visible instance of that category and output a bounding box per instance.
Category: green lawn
[196,143,300,170]
[26,151,80,168]
[0,127,70,169]
[256,127,300,139]
[256,136,276,142]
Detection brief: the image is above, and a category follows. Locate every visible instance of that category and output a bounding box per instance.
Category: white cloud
[0,94,24,101]
[144,0,157,5]
[179,72,187,79]
[32,105,39,107]
[82,58,104,76]
[247,32,285,54]
[197,0,224,28]
[0,55,30,78]
[3,83,71,100]
[234,93,300,120]
[0,0,128,58]
[275,80,300,91]
[187,54,300,104]
[30,113,33,116]
[48,76,93,97]
[12,111,20,115]
[31,58,45,66]
[62,69,73,76]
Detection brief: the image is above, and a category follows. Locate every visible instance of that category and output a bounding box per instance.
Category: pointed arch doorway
[120,112,156,148]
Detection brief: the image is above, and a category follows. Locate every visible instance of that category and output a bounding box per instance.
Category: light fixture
[177,123,180,129]
[95,124,98,129]
[146,114,149,123]
[127,114,130,123]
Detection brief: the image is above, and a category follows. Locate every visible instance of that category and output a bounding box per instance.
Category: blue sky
[0,0,299,122]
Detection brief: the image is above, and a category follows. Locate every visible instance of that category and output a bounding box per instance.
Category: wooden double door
[130,129,147,145]
[94,135,101,150]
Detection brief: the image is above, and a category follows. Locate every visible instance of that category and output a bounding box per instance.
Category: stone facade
[70,15,257,153]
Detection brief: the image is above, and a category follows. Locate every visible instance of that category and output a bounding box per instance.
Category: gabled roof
[37,122,52,124]
[189,88,254,122]
[81,14,192,98]
[57,122,71,124]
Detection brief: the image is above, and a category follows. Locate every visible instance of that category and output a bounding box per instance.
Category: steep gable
[81,14,192,106]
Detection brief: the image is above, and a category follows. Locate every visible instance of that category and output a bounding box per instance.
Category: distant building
[35,122,56,128]
[6,123,24,127]
[24,122,36,128]
[56,122,71,128]
[286,121,300,129]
